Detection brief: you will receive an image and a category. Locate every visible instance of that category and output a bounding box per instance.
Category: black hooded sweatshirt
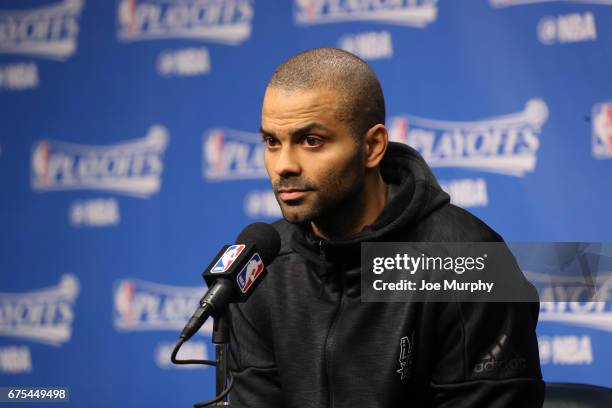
[228,142,544,408]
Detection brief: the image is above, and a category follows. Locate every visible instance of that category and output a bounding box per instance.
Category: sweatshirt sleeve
[429,301,545,407]
[228,302,283,408]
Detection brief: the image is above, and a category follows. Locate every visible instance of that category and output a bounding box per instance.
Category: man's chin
[281,211,311,224]
[279,206,316,224]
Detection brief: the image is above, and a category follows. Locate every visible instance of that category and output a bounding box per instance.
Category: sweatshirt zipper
[319,240,344,408]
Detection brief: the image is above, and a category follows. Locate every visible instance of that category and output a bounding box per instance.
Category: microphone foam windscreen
[235,222,281,265]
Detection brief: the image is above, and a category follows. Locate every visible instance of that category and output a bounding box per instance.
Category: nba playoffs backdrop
[1,0,611,407]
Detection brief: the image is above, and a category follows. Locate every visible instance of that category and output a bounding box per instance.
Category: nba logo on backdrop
[117,0,254,45]
[211,245,246,273]
[0,275,80,346]
[539,336,594,365]
[490,0,612,6]
[592,102,612,159]
[389,99,549,177]
[31,125,169,198]
[0,0,84,60]
[113,278,211,334]
[294,0,439,28]
[202,128,267,181]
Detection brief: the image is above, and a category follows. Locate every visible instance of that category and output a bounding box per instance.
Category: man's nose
[273,146,301,177]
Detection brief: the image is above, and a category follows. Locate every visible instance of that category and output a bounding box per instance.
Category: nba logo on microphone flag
[211,245,246,273]
[236,254,264,294]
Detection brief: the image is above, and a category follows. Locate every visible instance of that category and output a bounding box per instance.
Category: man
[228,48,544,407]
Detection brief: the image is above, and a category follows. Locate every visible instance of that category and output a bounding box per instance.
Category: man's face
[261,87,366,224]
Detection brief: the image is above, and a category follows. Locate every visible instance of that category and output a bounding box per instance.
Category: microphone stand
[210,312,231,406]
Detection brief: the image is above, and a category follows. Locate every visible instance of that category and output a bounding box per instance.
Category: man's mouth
[277,189,310,201]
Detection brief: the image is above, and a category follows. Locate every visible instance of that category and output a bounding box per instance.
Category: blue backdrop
[1,0,611,406]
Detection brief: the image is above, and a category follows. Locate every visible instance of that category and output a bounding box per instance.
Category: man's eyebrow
[259,123,332,139]
[259,127,274,138]
[294,123,332,136]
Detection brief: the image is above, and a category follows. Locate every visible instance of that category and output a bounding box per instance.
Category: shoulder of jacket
[413,204,503,242]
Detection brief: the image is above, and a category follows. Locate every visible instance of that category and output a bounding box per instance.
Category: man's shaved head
[267,47,385,140]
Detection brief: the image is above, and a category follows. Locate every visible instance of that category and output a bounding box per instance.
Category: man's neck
[310,171,388,241]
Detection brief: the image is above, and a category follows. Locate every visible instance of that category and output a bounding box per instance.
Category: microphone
[180,222,281,340]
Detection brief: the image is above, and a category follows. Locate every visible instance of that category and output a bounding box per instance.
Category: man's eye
[263,136,279,147]
[303,136,322,147]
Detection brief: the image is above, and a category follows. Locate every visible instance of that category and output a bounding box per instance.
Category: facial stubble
[274,147,366,225]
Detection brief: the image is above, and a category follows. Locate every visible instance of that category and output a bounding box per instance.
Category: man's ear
[363,124,388,169]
